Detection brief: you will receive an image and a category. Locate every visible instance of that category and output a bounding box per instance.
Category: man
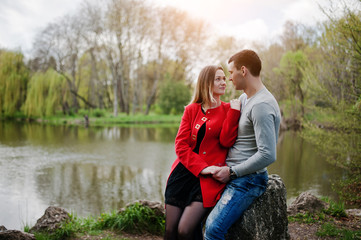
[204,49,281,240]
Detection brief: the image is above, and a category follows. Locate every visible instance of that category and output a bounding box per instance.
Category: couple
[164,49,281,240]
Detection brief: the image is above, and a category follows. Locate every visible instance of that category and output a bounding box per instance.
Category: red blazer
[169,102,240,207]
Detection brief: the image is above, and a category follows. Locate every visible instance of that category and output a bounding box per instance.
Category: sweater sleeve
[174,106,208,177]
[233,102,277,177]
[219,108,240,148]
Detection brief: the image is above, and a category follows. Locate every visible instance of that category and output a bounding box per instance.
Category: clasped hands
[201,166,230,183]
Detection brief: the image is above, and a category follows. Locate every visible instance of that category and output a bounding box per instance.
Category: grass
[322,197,347,218]
[288,198,346,224]
[40,111,182,127]
[317,223,361,239]
[1,108,182,127]
[288,212,326,224]
[25,203,165,240]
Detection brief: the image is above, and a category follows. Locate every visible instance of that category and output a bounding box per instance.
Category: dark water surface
[0,121,344,229]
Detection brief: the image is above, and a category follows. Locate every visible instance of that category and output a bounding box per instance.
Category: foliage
[299,4,361,206]
[0,50,29,116]
[157,80,191,114]
[288,212,326,224]
[301,104,361,206]
[322,197,347,218]
[317,223,361,239]
[288,198,346,224]
[29,204,165,239]
[22,69,69,117]
[96,203,164,235]
[273,50,309,119]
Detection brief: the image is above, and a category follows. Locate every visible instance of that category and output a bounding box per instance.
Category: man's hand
[200,166,221,175]
[212,166,231,183]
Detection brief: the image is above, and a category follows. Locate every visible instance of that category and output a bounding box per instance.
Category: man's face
[228,61,244,90]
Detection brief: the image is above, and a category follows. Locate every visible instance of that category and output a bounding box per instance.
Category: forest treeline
[0,0,359,119]
[0,0,360,204]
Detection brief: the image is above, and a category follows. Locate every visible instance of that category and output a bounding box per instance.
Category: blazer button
[203,152,206,154]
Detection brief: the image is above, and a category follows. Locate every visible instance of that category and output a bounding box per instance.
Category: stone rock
[226,174,289,240]
[30,206,70,233]
[123,200,165,216]
[346,209,361,217]
[0,225,7,232]
[287,191,329,216]
[0,230,35,240]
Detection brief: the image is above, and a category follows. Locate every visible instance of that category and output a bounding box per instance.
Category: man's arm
[232,102,278,177]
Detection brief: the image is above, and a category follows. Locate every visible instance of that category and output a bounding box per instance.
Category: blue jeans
[204,171,268,240]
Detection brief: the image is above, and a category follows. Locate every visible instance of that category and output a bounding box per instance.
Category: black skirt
[164,162,202,209]
[165,118,206,209]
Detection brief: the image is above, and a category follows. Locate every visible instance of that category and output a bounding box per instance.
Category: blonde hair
[191,65,223,106]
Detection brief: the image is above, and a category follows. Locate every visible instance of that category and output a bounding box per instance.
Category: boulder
[30,206,70,232]
[226,174,289,240]
[287,191,329,216]
[346,209,361,217]
[122,200,165,217]
[0,228,35,240]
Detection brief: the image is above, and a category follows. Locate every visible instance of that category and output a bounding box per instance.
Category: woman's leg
[164,204,183,240]
[178,201,209,240]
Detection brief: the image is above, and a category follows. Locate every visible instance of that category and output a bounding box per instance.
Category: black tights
[164,202,209,240]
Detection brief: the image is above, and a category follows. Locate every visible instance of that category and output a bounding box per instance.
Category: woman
[164,65,241,240]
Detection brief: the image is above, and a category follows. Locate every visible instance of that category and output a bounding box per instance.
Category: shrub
[158,81,191,115]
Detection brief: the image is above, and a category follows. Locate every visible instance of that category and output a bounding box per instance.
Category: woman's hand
[200,166,221,175]
[212,166,231,183]
[230,99,241,111]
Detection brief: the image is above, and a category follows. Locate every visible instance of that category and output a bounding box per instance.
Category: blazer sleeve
[174,106,209,177]
[220,107,240,148]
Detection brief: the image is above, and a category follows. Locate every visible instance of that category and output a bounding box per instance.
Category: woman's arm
[219,99,241,147]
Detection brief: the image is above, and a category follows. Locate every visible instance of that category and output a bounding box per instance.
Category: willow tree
[23,69,69,117]
[32,12,95,113]
[0,50,28,117]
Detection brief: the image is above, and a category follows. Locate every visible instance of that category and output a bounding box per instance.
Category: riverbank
[0,111,182,127]
[3,197,359,240]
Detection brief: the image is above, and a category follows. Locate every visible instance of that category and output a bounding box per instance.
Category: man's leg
[204,172,268,240]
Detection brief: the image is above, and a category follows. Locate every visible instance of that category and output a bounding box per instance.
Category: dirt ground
[288,211,361,240]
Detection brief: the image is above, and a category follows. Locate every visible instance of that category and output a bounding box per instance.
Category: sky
[0,0,348,57]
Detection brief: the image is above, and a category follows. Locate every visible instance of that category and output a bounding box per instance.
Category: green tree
[23,69,69,117]
[301,2,361,206]
[158,80,191,115]
[0,50,29,117]
[274,50,309,119]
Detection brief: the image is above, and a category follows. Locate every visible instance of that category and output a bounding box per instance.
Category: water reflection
[0,121,344,230]
[269,131,344,204]
[36,163,164,216]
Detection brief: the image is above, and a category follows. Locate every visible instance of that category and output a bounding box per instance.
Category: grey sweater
[227,87,281,177]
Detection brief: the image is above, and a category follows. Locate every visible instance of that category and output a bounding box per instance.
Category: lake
[0,121,344,230]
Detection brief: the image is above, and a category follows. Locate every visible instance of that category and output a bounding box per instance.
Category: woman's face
[213,69,226,97]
